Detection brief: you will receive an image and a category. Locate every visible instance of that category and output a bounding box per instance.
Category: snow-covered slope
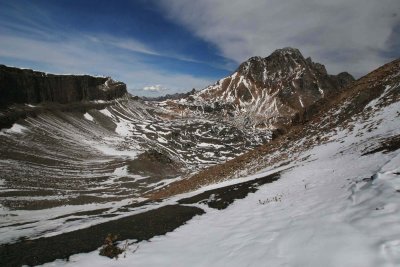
[0,97,268,245]
[37,60,400,266]
[174,48,354,130]
[128,70,400,266]
[1,55,398,266]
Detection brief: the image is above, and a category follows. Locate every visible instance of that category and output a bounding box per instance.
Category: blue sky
[0,0,399,96]
[0,0,234,96]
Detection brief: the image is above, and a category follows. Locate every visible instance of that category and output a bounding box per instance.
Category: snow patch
[99,108,113,118]
[83,113,94,122]
[113,166,128,177]
[115,120,133,137]
[1,123,28,134]
[88,142,139,159]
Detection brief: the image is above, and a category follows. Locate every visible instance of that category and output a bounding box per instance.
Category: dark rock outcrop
[0,64,127,107]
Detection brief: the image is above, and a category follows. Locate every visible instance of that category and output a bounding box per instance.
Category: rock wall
[0,64,127,107]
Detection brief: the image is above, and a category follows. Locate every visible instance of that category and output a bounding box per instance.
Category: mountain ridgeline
[175,48,355,130]
[0,64,127,107]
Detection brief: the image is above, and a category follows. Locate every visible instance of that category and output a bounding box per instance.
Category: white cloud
[143,84,166,91]
[158,0,400,76]
[124,70,214,96]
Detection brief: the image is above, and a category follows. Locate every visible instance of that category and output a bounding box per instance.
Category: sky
[0,0,399,97]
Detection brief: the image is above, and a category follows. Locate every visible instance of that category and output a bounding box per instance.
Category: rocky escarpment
[0,64,127,107]
[176,48,355,130]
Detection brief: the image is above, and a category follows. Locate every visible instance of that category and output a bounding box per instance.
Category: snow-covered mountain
[1,55,399,267]
[175,48,354,130]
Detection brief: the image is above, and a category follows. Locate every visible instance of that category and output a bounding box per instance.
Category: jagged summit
[268,47,304,62]
[236,47,347,85]
[273,47,302,54]
[185,47,355,130]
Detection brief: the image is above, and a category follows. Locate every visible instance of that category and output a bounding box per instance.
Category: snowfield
[42,97,400,266]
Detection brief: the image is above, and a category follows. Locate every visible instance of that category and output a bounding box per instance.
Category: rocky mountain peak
[184,47,355,130]
[236,47,331,86]
[270,47,303,59]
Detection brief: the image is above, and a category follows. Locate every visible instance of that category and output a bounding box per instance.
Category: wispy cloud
[158,0,400,77]
[0,31,215,95]
[89,35,161,57]
[87,34,216,66]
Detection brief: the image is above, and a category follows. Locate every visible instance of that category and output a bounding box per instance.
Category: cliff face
[0,65,127,107]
